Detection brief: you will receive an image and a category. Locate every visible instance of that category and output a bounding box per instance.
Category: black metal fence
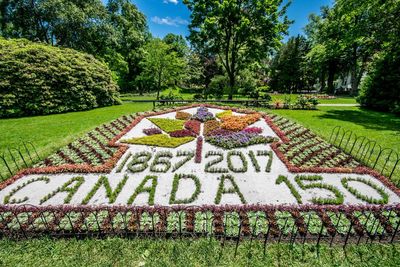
[0,142,40,180]
[329,126,400,185]
[1,205,399,249]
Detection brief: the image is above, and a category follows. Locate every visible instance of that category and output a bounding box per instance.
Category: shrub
[358,49,400,115]
[0,38,120,118]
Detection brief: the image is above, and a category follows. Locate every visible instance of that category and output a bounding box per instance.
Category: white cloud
[163,0,178,4]
[151,16,188,27]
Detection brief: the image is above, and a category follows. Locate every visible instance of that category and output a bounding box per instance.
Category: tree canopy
[184,0,290,99]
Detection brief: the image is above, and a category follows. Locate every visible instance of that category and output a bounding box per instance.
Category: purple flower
[143,128,162,136]
[192,107,214,122]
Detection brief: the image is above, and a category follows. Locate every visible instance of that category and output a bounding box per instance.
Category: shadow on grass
[317,108,400,134]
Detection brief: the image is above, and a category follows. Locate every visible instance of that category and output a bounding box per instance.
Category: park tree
[184,0,290,100]
[138,39,186,100]
[163,33,189,58]
[269,35,311,93]
[0,0,114,55]
[107,0,149,91]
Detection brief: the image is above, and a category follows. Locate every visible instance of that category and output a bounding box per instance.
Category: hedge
[0,38,120,118]
[358,48,400,115]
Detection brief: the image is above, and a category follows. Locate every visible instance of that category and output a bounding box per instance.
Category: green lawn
[269,94,358,104]
[0,238,399,267]
[121,90,358,105]
[268,106,400,153]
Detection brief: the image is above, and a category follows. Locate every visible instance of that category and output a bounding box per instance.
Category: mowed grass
[268,106,400,153]
[0,238,399,267]
[269,94,357,105]
[121,90,358,105]
[0,103,152,179]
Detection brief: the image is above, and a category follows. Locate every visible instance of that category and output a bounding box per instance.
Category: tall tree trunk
[350,45,359,96]
[320,71,326,92]
[156,72,162,100]
[228,73,235,100]
[327,61,336,94]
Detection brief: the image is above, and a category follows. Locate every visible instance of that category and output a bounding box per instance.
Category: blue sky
[107,0,333,40]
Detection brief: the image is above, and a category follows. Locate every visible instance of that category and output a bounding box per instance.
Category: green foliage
[214,174,246,204]
[0,38,120,118]
[293,95,319,110]
[275,175,302,204]
[116,152,132,173]
[138,39,186,99]
[0,0,149,93]
[150,151,173,173]
[248,151,260,172]
[127,151,152,173]
[206,75,227,99]
[122,135,195,148]
[257,150,273,172]
[295,175,344,205]
[127,175,158,205]
[172,150,195,172]
[169,173,201,204]
[184,0,290,99]
[41,176,84,204]
[358,48,400,114]
[269,36,312,93]
[216,110,232,119]
[148,118,185,133]
[82,175,129,204]
[204,151,228,173]
[226,151,248,173]
[341,177,389,204]
[3,176,50,204]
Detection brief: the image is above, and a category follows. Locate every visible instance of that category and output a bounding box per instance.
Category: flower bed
[121,134,195,148]
[1,104,399,215]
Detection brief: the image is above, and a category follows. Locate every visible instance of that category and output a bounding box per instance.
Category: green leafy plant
[214,174,246,204]
[295,175,344,205]
[0,38,119,118]
[122,135,195,148]
[82,175,129,204]
[204,151,228,173]
[127,151,152,173]
[172,150,195,172]
[169,173,201,204]
[341,177,389,204]
[248,151,261,172]
[150,151,173,173]
[127,175,158,205]
[226,151,248,173]
[148,118,185,133]
[116,152,132,173]
[41,176,84,204]
[3,176,50,204]
[275,175,302,204]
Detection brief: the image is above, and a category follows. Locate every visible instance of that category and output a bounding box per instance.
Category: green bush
[0,38,120,118]
[358,49,400,115]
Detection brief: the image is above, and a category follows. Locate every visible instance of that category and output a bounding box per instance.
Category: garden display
[0,104,399,240]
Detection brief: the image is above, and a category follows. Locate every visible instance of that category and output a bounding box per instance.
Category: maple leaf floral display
[121,107,277,162]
